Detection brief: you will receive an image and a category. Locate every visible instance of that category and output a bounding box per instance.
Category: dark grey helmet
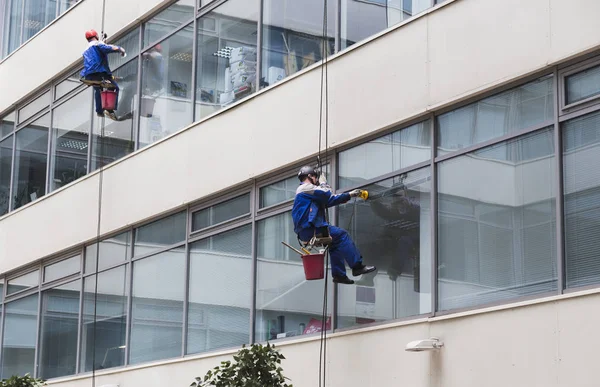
[298,165,320,181]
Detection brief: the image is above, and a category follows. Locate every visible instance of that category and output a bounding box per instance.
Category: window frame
[188,187,253,237]
[559,56,600,115]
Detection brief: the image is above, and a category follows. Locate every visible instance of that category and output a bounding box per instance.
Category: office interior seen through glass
[0,0,446,217]
[3,55,600,379]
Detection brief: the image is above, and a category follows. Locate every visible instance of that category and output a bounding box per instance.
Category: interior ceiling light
[58,139,88,151]
[24,19,43,29]
[170,52,193,62]
[213,46,234,58]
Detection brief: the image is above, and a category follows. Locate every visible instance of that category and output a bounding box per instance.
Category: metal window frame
[5,266,40,299]
[558,55,600,114]
[188,188,253,236]
[41,252,82,285]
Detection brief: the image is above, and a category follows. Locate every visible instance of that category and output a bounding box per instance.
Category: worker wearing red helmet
[80,29,126,120]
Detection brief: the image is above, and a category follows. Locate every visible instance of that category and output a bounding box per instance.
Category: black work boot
[333,275,355,285]
[352,264,376,277]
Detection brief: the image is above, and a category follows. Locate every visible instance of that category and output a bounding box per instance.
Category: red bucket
[302,253,325,280]
[101,90,118,111]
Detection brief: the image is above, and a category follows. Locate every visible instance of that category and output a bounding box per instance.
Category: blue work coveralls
[292,182,364,278]
[81,41,122,114]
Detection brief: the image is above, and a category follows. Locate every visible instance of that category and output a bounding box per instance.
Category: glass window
[437,76,554,155]
[139,24,194,148]
[437,128,557,311]
[7,269,39,295]
[134,211,186,257]
[192,193,250,232]
[336,168,431,328]
[130,247,185,364]
[255,211,333,340]
[200,0,215,7]
[0,280,3,303]
[91,59,137,171]
[565,64,600,106]
[2,0,24,58]
[50,88,92,192]
[108,27,140,71]
[58,0,78,15]
[18,90,50,124]
[80,266,128,372]
[1,294,39,379]
[143,0,195,48]
[85,231,131,273]
[0,136,12,216]
[38,280,81,379]
[259,176,298,208]
[187,225,251,354]
[262,0,333,87]
[12,114,49,210]
[195,0,259,120]
[22,0,56,42]
[55,70,83,101]
[44,255,80,283]
[342,0,431,49]
[338,120,431,189]
[563,111,600,288]
[1,111,15,138]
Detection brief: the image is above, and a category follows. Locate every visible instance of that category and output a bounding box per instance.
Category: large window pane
[565,64,600,106]
[143,0,194,48]
[108,28,140,71]
[337,168,431,328]
[85,231,131,273]
[437,76,554,155]
[130,248,185,364]
[1,112,15,138]
[187,225,251,354]
[262,0,333,87]
[259,176,298,208]
[563,111,600,288]
[139,25,194,148]
[39,280,81,379]
[55,70,83,101]
[7,269,39,295]
[44,255,80,283]
[18,90,50,124]
[1,294,39,379]
[80,266,128,372]
[12,115,49,210]
[134,211,186,257]
[2,0,24,58]
[50,88,92,192]
[342,0,430,49]
[192,193,250,232]
[338,120,431,189]
[91,60,137,170]
[438,128,557,311]
[22,0,56,42]
[58,0,77,16]
[255,211,333,340]
[0,136,12,216]
[195,0,259,120]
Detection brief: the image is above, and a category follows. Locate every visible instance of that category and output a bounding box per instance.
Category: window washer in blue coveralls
[81,29,126,121]
[292,166,376,284]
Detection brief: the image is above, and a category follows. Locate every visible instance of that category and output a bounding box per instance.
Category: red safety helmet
[154,44,162,53]
[85,29,98,41]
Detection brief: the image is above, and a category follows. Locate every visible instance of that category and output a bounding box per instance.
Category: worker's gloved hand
[319,173,327,185]
[349,189,363,198]
[120,47,127,57]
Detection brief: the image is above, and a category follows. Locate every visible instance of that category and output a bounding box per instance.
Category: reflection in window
[438,128,557,311]
[58,0,78,15]
[55,70,83,101]
[192,193,250,232]
[259,176,298,208]
[563,111,600,288]
[91,60,137,170]
[342,0,431,49]
[85,231,131,273]
[338,120,431,189]
[2,0,24,58]
[195,0,259,120]
[143,0,195,48]
[437,76,554,155]
[1,111,15,138]
[39,280,81,379]
[108,28,140,71]
[255,211,333,340]
[18,90,50,124]
[337,168,431,327]
[7,269,39,295]
[139,25,193,148]
[12,115,49,210]
[565,64,600,106]
[134,211,186,257]
[80,266,128,372]
[262,0,334,87]
[187,225,251,354]
[0,136,12,216]
[130,248,185,364]
[1,294,39,379]
[50,88,92,192]
[44,255,81,283]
